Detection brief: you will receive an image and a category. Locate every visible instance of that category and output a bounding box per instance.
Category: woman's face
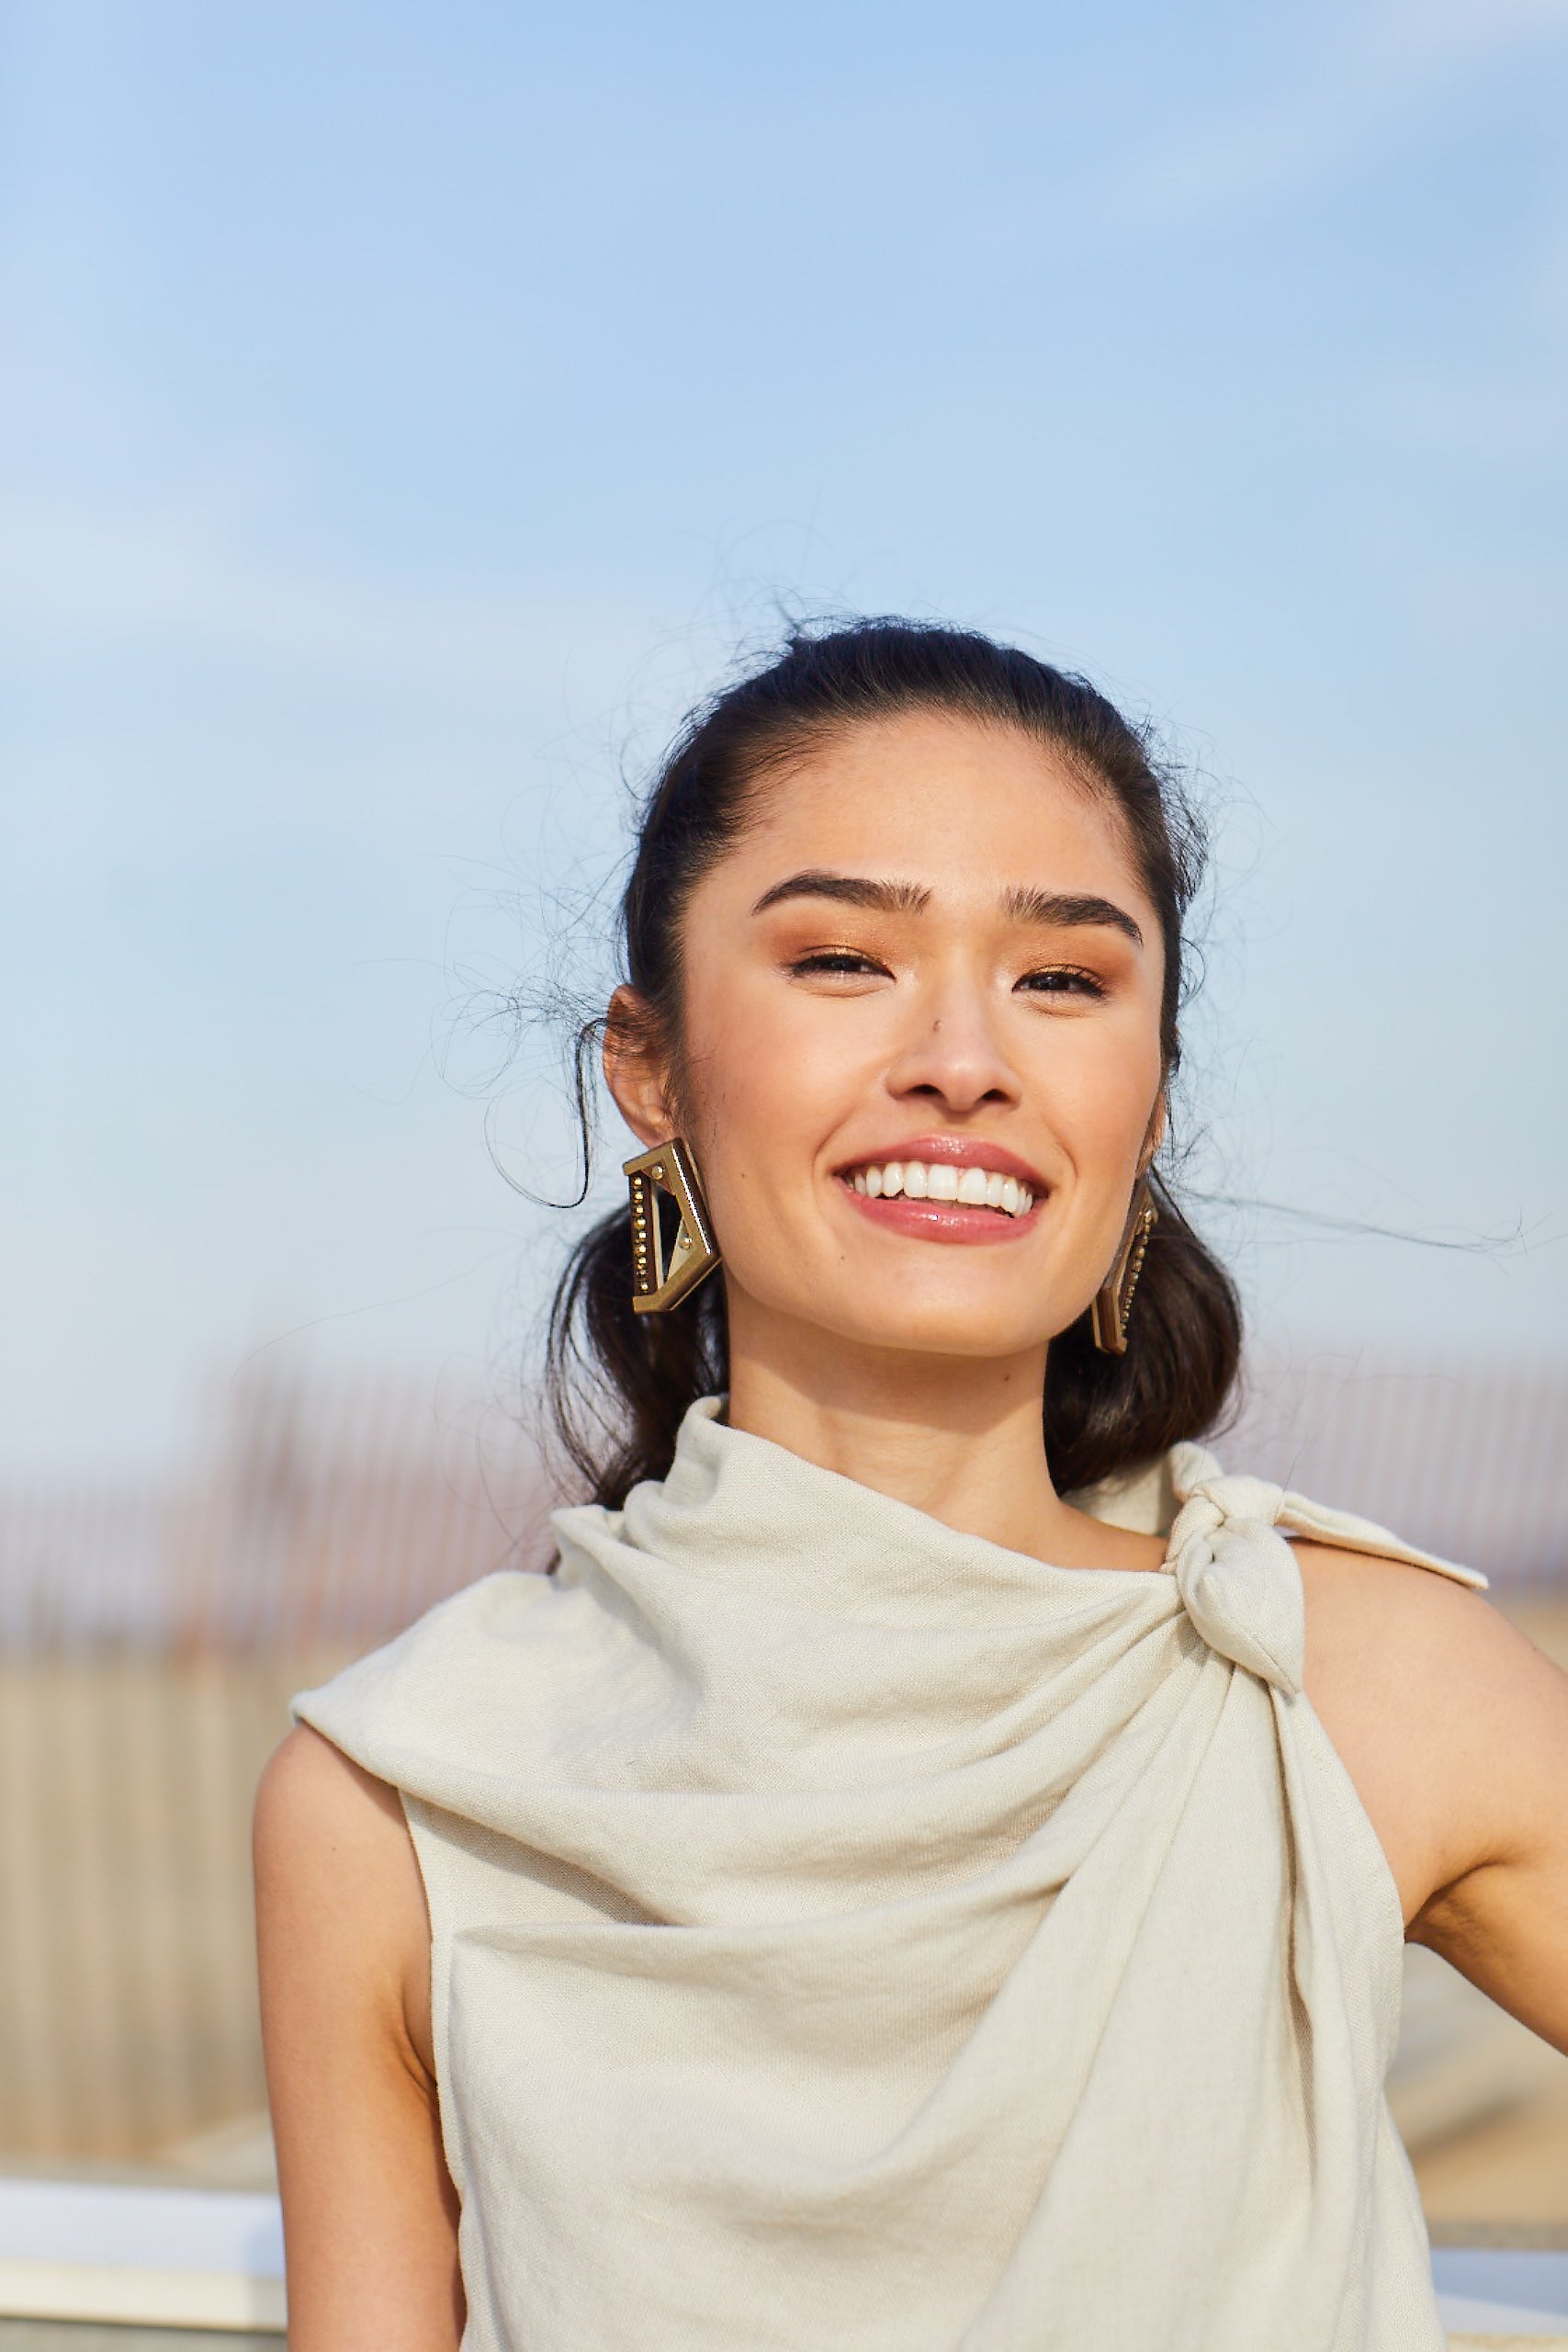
[610,711,1167,1372]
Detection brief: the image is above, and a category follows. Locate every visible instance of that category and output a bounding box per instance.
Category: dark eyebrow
[750,869,1144,949]
[750,871,933,917]
[1000,886,1144,948]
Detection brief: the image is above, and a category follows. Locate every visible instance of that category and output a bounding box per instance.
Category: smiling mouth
[840,1159,1037,1219]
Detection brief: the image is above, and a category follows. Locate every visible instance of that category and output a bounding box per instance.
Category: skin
[256,710,1568,2346]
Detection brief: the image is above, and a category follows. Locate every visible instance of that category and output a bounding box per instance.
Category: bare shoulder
[254,1724,434,2074]
[255,1720,413,1863]
[1296,1540,1568,1928]
[255,1727,460,2349]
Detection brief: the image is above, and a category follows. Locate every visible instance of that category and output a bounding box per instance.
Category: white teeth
[848,1160,1037,1216]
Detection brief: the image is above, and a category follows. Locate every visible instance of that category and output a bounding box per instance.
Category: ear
[602,986,678,1148]
[1139,1089,1168,1173]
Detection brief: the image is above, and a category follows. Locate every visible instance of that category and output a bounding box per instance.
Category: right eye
[788,951,887,978]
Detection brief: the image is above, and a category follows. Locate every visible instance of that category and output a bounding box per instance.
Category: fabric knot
[1165,1476,1304,1697]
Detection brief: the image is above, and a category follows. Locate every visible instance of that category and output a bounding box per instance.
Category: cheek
[1028,1012,1163,1170]
[676,969,829,1193]
[1084,1051,1163,1159]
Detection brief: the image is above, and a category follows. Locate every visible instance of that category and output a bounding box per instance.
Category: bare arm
[1300,1544,1568,2054]
[254,1724,463,2351]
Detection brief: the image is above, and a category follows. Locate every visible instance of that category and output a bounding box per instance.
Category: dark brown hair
[546,618,1241,1507]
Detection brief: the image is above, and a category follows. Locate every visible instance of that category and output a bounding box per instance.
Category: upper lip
[836,1136,1047,1189]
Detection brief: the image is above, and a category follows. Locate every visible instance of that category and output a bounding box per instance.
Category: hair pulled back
[546,618,1241,1507]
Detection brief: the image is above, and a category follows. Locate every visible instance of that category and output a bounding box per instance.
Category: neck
[723,1297,1129,1568]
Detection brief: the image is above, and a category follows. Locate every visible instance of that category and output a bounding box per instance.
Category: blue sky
[5,0,1566,1475]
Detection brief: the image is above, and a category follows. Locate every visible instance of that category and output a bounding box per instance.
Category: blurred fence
[1225,1351,1568,1589]
[0,1372,547,2163]
[0,1350,1563,2165]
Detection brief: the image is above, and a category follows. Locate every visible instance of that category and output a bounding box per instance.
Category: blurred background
[3,0,1566,2243]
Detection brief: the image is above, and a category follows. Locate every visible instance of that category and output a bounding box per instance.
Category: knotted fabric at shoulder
[1166,1470,1305,1697]
[1156,1437,1488,1699]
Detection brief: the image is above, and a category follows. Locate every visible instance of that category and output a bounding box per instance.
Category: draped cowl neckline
[296,1396,1482,2352]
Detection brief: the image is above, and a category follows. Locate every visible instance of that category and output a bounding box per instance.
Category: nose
[883,968,1022,1116]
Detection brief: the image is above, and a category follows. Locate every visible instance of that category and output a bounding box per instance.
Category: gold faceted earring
[1090,1177,1158,1356]
[624,1138,721,1313]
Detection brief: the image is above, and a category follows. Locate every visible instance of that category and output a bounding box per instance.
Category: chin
[811,1295,1059,1363]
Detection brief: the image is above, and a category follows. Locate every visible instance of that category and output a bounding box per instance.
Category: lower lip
[839,1181,1042,1245]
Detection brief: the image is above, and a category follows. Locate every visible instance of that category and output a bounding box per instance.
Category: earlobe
[602,987,676,1147]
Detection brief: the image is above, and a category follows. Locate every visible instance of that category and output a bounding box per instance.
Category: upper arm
[254,1724,463,2352]
[1299,1543,1568,2054]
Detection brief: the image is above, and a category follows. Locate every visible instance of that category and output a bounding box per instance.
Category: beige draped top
[295,1397,1486,2350]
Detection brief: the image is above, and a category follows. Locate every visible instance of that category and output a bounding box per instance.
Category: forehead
[724,711,1154,914]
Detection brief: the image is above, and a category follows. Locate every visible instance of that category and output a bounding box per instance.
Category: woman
[255,620,1568,2351]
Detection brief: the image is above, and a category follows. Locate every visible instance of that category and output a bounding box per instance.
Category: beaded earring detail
[624,1138,721,1313]
[1089,1177,1158,1355]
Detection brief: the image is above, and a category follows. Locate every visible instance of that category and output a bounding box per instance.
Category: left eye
[1017,967,1105,998]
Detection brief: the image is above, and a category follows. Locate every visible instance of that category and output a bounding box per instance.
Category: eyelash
[1018,966,1106,1000]
[790,951,884,977]
[788,951,1107,999]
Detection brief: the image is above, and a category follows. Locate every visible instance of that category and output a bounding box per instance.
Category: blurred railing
[0,1351,1562,2171]
[0,2177,1562,2343]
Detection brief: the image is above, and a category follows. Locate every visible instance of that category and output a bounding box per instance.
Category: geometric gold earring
[624,1137,722,1314]
[1089,1176,1158,1356]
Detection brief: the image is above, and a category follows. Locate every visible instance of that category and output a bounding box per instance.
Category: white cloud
[1079,1,1568,238]
[1377,0,1568,62]
[0,489,654,696]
